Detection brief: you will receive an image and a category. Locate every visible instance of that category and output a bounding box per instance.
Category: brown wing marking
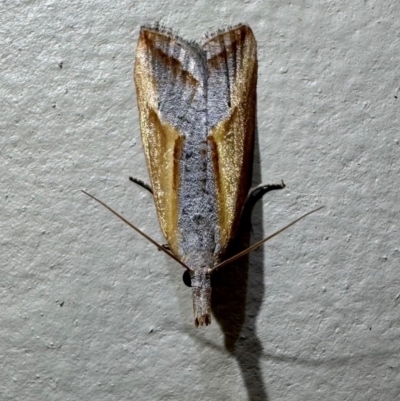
[206,25,258,251]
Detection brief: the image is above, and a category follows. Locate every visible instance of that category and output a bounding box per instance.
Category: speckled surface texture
[1,1,399,400]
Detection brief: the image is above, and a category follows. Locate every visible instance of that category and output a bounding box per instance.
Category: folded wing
[204,25,258,252]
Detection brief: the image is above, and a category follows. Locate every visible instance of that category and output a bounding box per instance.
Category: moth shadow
[211,123,274,401]
[211,186,267,352]
[211,210,253,352]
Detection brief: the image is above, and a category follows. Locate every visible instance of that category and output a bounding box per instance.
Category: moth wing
[134,28,201,255]
[203,25,257,252]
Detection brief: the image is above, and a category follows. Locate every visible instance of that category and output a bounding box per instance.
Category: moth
[83,24,322,327]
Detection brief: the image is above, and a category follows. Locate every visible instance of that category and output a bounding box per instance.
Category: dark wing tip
[139,23,200,51]
[141,21,177,38]
[202,23,253,44]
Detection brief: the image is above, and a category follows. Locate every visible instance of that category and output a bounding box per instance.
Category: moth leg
[244,180,286,210]
[129,177,168,248]
[129,177,168,243]
[129,177,153,195]
[239,180,286,230]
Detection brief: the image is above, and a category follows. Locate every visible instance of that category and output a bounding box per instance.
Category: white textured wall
[2,1,399,400]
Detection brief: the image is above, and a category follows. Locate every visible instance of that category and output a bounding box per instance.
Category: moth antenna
[210,206,325,272]
[81,190,192,272]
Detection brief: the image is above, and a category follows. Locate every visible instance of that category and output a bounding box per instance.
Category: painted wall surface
[1,1,399,400]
